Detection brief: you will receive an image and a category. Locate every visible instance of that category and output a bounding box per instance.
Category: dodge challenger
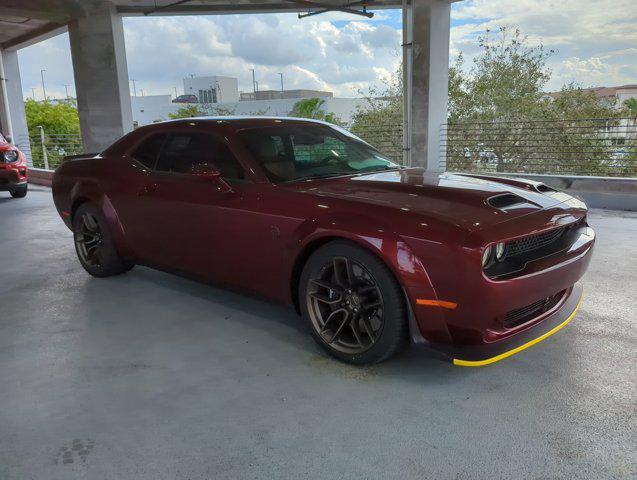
[52,117,595,366]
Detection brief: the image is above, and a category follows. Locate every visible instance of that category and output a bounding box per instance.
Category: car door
[130,130,259,279]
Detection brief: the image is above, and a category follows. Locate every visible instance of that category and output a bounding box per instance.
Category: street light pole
[279,73,284,94]
[130,79,137,97]
[64,84,71,99]
[40,69,47,101]
[250,69,256,95]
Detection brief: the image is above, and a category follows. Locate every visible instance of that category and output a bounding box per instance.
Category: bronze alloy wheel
[74,211,105,268]
[72,203,134,278]
[306,256,385,354]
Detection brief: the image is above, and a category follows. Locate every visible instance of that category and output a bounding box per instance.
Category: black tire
[72,203,134,277]
[299,240,408,365]
[10,184,27,198]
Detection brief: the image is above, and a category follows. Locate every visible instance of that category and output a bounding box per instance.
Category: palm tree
[623,98,637,142]
[624,98,637,118]
[290,98,341,125]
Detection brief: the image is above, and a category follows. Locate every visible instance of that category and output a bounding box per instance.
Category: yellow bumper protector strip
[453,290,583,367]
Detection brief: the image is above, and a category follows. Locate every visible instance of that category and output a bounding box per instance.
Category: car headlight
[3,150,18,162]
[482,246,493,267]
[495,242,506,261]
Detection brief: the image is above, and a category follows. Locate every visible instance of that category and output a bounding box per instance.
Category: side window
[131,133,167,169]
[156,133,245,180]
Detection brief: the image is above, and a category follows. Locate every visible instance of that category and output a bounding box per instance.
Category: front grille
[505,227,566,258]
[503,292,564,328]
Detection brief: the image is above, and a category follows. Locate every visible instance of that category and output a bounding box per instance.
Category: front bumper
[428,283,583,366]
[0,167,27,191]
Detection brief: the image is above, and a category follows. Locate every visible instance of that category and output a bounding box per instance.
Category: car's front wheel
[300,241,409,365]
[10,184,27,198]
[73,203,134,277]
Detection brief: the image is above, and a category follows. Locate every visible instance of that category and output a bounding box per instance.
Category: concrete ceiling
[0,0,407,49]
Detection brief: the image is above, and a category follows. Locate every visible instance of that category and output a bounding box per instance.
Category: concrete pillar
[0,49,31,163]
[68,4,133,153]
[403,0,451,171]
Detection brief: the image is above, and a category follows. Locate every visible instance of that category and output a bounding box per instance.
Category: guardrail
[18,131,84,170]
[18,117,637,179]
[439,117,637,177]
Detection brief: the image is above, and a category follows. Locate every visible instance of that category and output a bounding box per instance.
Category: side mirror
[192,163,233,193]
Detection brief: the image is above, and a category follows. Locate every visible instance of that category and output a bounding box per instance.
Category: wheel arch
[70,196,92,221]
[289,233,436,347]
[69,186,132,260]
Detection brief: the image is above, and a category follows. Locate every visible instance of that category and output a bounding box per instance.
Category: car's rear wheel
[10,184,27,198]
[73,203,133,277]
[300,241,408,365]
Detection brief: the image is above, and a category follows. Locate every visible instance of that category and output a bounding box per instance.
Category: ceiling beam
[117,0,399,16]
[288,0,374,18]
[0,23,67,51]
[0,6,72,23]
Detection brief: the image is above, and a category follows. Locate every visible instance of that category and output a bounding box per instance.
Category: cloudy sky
[17,0,637,101]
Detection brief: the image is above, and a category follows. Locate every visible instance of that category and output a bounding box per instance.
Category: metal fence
[20,130,84,170]
[19,117,637,178]
[439,118,637,177]
[350,122,404,165]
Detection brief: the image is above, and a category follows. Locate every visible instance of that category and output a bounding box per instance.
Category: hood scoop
[535,183,557,193]
[487,193,541,212]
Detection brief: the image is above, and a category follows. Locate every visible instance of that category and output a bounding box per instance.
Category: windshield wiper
[283,173,348,183]
[283,166,405,184]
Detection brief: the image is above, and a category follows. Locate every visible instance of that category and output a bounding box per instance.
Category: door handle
[138,183,159,196]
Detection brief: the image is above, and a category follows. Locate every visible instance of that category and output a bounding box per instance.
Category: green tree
[623,98,637,118]
[24,99,81,168]
[290,98,341,125]
[445,27,629,175]
[621,98,637,175]
[350,63,403,163]
[25,98,79,136]
[352,27,632,175]
[168,104,205,119]
[449,27,554,123]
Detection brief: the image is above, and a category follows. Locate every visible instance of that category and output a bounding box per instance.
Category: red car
[52,118,595,366]
[0,133,28,198]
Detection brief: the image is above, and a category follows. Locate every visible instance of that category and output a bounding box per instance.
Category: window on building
[155,133,244,180]
[197,89,217,104]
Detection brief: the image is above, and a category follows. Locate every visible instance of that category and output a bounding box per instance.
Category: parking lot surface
[1,189,635,479]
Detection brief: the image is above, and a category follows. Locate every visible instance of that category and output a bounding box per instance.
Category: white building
[182,75,239,104]
[131,94,368,127]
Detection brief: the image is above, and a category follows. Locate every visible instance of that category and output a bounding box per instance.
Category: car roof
[157,116,335,128]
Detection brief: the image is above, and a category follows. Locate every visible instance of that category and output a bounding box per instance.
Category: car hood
[293,168,578,232]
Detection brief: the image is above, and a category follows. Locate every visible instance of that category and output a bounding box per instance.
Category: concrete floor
[1,188,635,480]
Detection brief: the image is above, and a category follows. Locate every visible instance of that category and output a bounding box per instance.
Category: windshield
[237,123,401,183]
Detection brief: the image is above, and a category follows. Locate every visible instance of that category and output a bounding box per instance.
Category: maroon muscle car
[52,117,595,366]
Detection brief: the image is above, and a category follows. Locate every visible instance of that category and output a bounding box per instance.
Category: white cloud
[15,1,636,101]
[451,0,637,90]
[17,12,401,100]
